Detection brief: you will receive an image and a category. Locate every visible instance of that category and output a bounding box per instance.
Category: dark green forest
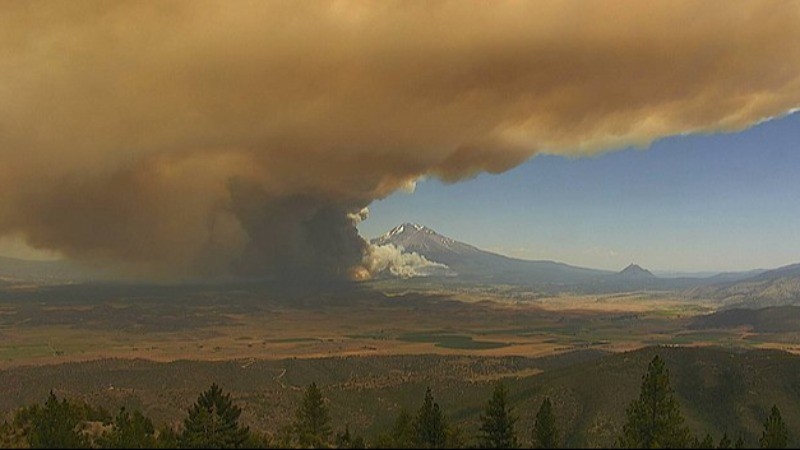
[0,355,794,449]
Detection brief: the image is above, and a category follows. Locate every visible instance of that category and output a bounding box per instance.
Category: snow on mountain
[371,223,614,284]
[373,223,480,257]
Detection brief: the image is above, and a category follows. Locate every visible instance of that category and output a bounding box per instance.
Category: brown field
[0,282,780,369]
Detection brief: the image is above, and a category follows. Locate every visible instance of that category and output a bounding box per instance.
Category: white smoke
[363,243,449,279]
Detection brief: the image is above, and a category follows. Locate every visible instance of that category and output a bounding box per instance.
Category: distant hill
[616,263,656,279]
[705,269,767,283]
[688,262,800,307]
[689,305,800,332]
[371,223,725,291]
[372,223,614,285]
[749,262,800,282]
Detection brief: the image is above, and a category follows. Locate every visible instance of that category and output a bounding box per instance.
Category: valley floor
[0,282,798,446]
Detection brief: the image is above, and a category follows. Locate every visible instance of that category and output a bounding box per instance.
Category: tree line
[0,355,793,448]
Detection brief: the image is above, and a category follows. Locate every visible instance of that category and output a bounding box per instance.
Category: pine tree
[532,397,559,449]
[759,405,788,449]
[179,383,250,449]
[242,430,272,449]
[374,409,415,448]
[335,425,352,448]
[413,387,448,448]
[293,382,332,448]
[479,383,517,448]
[100,407,156,448]
[335,425,365,449]
[698,433,714,448]
[27,391,88,449]
[445,424,467,449]
[619,355,690,448]
[154,425,179,449]
[273,424,295,449]
[717,432,731,449]
[0,419,25,448]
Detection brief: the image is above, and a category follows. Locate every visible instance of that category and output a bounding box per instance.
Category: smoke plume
[360,244,450,280]
[1,1,799,280]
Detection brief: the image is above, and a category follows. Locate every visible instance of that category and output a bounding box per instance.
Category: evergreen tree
[179,383,250,449]
[242,430,272,449]
[619,355,691,448]
[717,432,731,449]
[293,382,332,448]
[335,425,365,449]
[759,405,788,449]
[445,424,467,449]
[100,407,156,448]
[76,402,111,424]
[0,421,11,447]
[412,387,448,448]
[532,397,559,449]
[479,383,517,448]
[374,409,415,448]
[27,392,87,449]
[734,435,745,449]
[0,418,26,448]
[697,433,714,448]
[393,409,415,447]
[335,425,352,448]
[273,424,295,449]
[154,425,179,449]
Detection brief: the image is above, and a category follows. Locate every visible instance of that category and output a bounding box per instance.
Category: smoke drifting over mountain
[1,1,799,280]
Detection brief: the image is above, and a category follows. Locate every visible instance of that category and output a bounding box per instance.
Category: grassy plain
[0,281,799,446]
[0,280,793,369]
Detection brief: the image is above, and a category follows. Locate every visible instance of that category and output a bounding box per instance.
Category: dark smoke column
[227,181,368,282]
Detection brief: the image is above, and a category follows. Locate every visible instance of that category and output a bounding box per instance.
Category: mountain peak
[618,263,656,278]
[382,222,449,240]
[373,223,467,254]
[385,222,425,237]
[371,222,619,284]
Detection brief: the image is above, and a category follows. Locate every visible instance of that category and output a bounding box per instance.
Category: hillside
[1,347,798,447]
[688,263,800,307]
[689,305,800,333]
[508,346,800,447]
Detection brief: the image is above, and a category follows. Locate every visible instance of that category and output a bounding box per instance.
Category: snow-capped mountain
[374,225,800,295]
[371,223,614,284]
[373,223,484,259]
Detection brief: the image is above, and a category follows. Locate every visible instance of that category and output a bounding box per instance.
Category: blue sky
[359,112,800,273]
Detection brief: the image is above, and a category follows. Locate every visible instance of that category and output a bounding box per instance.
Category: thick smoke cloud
[1,1,799,279]
[360,244,450,280]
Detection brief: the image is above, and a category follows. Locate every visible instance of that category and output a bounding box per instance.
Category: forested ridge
[0,354,795,448]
